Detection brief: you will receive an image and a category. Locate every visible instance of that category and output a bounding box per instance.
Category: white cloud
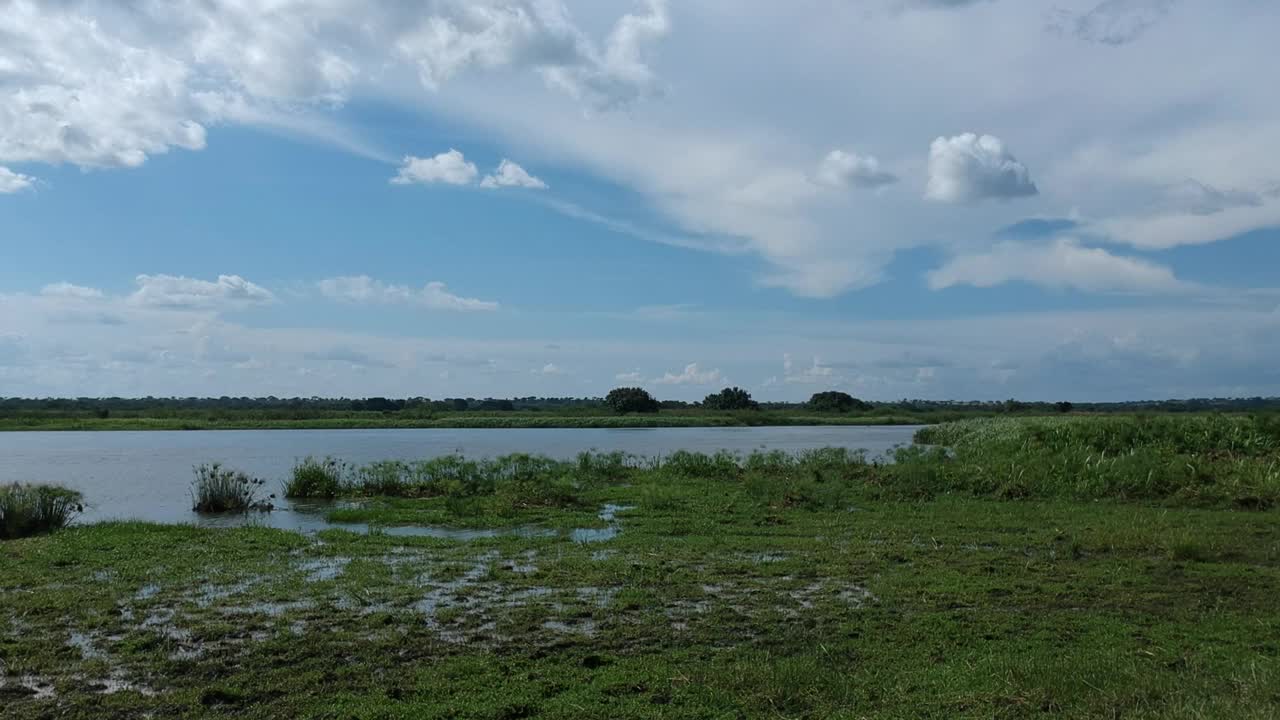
[652,362,723,386]
[1093,190,1280,250]
[0,1,670,174]
[926,133,1038,203]
[816,150,897,189]
[926,237,1186,293]
[481,159,547,189]
[129,274,275,309]
[40,283,104,299]
[0,166,35,193]
[539,0,670,109]
[614,370,644,383]
[535,362,563,375]
[318,275,498,311]
[783,354,836,385]
[391,150,479,186]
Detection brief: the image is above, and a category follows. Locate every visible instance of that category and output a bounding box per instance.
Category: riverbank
[3,416,1277,718]
[0,412,928,431]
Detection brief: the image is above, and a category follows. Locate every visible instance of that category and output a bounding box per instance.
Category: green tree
[605,387,660,414]
[807,391,871,413]
[703,387,759,411]
[1055,401,1074,413]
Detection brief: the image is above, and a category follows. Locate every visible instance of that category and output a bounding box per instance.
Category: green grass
[0,483,83,539]
[912,415,1280,508]
[2,415,1278,717]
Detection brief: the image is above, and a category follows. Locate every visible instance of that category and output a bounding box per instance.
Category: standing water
[0,426,920,530]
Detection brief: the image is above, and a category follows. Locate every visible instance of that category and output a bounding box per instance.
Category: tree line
[3,393,1279,420]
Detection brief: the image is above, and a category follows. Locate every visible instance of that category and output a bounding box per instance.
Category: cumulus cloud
[926,133,1038,203]
[391,150,479,186]
[394,152,546,190]
[534,362,563,375]
[1047,0,1177,46]
[481,159,547,189]
[0,1,670,175]
[318,275,498,312]
[926,237,1186,293]
[651,362,723,386]
[816,150,897,189]
[0,167,35,193]
[539,0,670,109]
[615,370,644,383]
[129,274,275,309]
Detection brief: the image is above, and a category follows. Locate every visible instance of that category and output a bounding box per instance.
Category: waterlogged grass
[287,453,611,511]
[0,483,83,539]
[2,416,1278,718]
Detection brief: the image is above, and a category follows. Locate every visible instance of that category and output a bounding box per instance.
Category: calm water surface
[0,426,920,531]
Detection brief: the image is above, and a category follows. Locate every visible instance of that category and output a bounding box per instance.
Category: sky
[1,0,1278,402]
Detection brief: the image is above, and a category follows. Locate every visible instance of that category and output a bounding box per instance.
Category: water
[0,426,920,531]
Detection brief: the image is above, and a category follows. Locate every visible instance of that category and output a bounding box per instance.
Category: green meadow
[2,415,1278,718]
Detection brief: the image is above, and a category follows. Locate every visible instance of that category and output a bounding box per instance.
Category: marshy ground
[3,416,1279,718]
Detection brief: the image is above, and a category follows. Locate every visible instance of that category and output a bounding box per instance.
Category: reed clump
[0,483,84,539]
[191,462,272,513]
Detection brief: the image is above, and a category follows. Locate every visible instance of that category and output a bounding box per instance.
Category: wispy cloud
[318,276,499,312]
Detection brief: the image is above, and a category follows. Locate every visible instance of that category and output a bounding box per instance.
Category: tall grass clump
[0,483,84,539]
[910,415,1280,508]
[191,463,270,513]
[284,456,352,498]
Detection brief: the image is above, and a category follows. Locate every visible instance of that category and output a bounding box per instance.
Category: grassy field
[0,412,928,431]
[2,415,1278,718]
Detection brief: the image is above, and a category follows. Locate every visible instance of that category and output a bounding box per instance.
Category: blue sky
[1,0,1278,401]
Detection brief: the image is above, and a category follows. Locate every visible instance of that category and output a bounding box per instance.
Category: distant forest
[3,394,1280,420]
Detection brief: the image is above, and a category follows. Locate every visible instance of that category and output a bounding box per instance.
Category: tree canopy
[702,387,759,411]
[807,391,871,413]
[604,387,660,414]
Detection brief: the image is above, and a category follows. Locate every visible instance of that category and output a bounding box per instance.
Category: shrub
[192,463,269,513]
[284,457,351,498]
[0,484,83,539]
